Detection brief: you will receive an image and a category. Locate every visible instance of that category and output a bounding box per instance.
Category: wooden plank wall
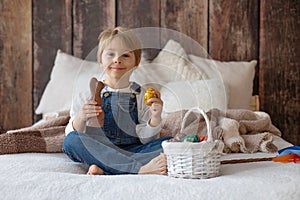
[260,0,300,146]
[32,0,72,122]
[0,0,32,131]
[0,0,299,145]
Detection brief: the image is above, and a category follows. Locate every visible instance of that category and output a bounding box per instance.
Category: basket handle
[181,107,213,142]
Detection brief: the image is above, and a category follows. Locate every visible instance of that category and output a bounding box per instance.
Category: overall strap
[130,82,141,94]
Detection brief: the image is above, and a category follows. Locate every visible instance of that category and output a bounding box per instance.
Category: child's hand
[76,100,102,123]
[147,90,163,127]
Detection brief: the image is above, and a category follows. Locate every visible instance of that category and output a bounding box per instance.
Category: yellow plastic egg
[144,88,158,106]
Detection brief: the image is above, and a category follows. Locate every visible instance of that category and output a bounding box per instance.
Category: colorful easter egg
[199,135,208,142]
[182,134,200,142]
[144,88,158,106]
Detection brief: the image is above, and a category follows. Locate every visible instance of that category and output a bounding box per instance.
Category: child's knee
[62,131,84,162]
[62,131,79,152]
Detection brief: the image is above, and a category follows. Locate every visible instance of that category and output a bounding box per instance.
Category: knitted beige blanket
[1,108,280,155]
[160,108,280,153]
[0,116,69,155]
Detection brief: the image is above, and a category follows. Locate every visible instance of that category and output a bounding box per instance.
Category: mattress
[0,135,299,200]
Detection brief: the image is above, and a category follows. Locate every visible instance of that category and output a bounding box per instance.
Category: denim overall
[63,82,172,175]
[102,90,140,145]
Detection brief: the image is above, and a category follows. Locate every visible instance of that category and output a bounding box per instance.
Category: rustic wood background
[0,0,299,145]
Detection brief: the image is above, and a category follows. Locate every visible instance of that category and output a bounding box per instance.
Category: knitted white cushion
[160,79,229,113]
[189,55,256,109]
[131,40,207,88]
[35,50,101,115]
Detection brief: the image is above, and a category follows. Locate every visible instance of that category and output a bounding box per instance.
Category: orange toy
[199,136,208,142]
[272,154,300,163]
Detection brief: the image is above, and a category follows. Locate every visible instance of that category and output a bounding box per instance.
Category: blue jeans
[63,128,172,175]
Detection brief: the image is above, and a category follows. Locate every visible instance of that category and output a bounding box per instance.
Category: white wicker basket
[162,108,222,179]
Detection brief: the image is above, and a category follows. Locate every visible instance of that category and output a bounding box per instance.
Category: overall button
[103,92,110,97]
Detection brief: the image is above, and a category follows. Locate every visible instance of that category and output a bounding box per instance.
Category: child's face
[100,37,136,81]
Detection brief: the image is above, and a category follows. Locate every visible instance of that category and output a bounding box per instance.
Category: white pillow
[131,40,207,88]
[160,79,229,113]
[35,50,101,115]
[188,55,256,110]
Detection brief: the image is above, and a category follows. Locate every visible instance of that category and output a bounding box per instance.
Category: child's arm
[136,90,163,144]
[147,90,163,127]
[136,117,161,144]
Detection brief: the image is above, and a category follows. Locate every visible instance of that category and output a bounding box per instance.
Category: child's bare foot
[138,153,167,175]
[87,164,104,175]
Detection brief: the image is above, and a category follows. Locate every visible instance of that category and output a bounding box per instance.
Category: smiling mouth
[108,67,126,70]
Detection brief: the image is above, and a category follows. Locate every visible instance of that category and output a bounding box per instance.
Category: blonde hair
[97,27,142,66]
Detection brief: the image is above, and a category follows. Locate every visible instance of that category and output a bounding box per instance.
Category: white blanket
[1,136,299,200]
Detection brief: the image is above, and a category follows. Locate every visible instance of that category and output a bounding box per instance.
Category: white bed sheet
[1,137,299,200]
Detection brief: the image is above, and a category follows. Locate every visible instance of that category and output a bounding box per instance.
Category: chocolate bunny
[86,77,105,128]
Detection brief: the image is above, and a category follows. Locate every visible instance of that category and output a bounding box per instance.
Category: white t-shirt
[65,83,161,144]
